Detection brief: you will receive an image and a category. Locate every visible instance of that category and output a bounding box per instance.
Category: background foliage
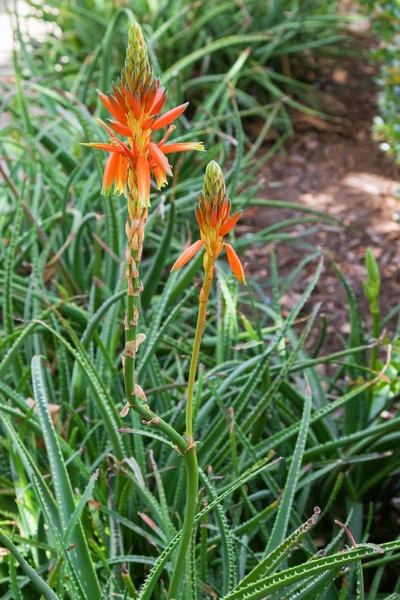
[1,0,400,598]
[359,0,400,164]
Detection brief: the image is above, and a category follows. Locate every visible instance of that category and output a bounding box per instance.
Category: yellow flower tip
[153,166,168,190]
[101,185,113,196]
[161,141,205,155]
[138,194,151,208]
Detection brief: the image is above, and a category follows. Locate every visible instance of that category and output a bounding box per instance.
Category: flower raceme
[172,161,245,284]
[83,22,204,206]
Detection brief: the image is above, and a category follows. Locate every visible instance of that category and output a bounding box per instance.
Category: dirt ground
[242,28,400,349]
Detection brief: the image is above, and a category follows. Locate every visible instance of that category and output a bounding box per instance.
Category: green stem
[186,277,212,437]
[168,272,213,599]
[370,309,380,374]
[168,448,198,600]
[124,256,187,455]
[124,256,140,402]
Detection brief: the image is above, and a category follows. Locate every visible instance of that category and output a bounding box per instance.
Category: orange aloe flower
[83,22,204,205]
[172,161,245,284]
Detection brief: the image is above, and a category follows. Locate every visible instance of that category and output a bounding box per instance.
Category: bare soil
[242,35,400,348]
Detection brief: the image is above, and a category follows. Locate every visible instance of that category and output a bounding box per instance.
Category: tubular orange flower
[225,243,245,284]
[171,240,204,272]
[161,142,205,155]
[171,161,245,284]
[84,22,204,207]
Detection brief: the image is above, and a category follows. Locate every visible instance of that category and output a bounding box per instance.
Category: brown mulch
[241,34,400,349]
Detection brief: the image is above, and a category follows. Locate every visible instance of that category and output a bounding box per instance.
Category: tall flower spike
[168,162,245,598]
[83,21,205,421]
[171,161,245,284]
[84,21,204,207]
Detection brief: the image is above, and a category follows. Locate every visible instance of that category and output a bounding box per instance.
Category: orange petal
[112,82,126,110]
[107,120,132,137]
[157,125,176,148]
[218,198,229,219]
[96,119,132,155]
[133,90,142,120]
[97,90,114,114]
[224,243,246,284]
[195,205,205,234]
[137,154,151,207]
[142,115,158,130]
[102,153,120,195]
[161,142,205,154]
[171,240,204,272]
[148,143,172,176]
[82,142,125,153]
[108,94,128,125]
[97,90,127,124]
[145,81,159,113]
[123,82,136,112]
[151,88,167,115]
[211,203,218,228]
[219,210,242,236]
[151,102,189,131]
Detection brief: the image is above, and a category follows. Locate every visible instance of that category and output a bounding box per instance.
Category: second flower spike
[172,161,246,284]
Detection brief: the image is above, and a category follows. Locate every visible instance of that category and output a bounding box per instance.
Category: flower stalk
[84,21,203,420]
[168,161,245,598]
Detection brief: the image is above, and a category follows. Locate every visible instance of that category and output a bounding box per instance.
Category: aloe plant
[1,8,400,600]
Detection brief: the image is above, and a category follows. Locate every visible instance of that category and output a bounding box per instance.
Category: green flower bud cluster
[122,22,153,89]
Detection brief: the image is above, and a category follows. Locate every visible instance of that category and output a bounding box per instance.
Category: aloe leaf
[222,540,400,600]
[238,507,321,588]
[142,198,176,309]
[31,356,101,599]
[198,260,324,465]
[0,532,59,600]
[330,258,367,433]
[138,457,282,600]
[31,321,125,458]
[0,415,60,527]
[200,468,237,595]
[357,559,365,600]
[265,383,312,554]
[162,33,284,83]
[63,469,99,546]
[31,474,88,600]
[249,374,385,469]
[8,551,23,600]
